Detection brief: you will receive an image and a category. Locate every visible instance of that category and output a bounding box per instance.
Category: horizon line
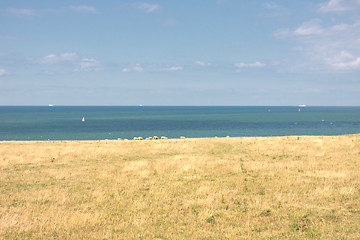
[1,105,360,107]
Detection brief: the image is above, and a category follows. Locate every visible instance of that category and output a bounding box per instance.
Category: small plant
[252,227,262,233]
[259,209,271,217]
[206,215,216,224]
[290,214,312,232]
[258,188,265,195]
[234,199,241,206]
[221,194,225,204]
[240,163,247,173]
[191,205,201,215]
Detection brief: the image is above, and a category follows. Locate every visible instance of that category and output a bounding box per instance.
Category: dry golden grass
[1,135,359,239]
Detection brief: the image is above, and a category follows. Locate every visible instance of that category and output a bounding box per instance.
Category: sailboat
[82,117,85,122]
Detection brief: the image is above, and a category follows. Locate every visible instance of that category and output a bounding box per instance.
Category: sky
[0,0,360,106]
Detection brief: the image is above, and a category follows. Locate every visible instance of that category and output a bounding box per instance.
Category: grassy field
[1,135,359,239]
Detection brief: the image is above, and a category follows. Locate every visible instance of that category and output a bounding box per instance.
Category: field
[1,135,359,239]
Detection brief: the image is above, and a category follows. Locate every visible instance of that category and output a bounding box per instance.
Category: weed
[259,209,271,217]
[206,215,216,224]
[191,205,201,215]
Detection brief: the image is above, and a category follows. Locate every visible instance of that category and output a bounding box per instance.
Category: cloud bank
[319,0,360,13]
[274,0,360,71]
[34,53,101,72]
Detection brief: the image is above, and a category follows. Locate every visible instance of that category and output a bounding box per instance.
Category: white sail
[82,117,85,122]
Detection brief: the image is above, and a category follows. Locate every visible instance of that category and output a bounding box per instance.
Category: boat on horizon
[82,117,85,122]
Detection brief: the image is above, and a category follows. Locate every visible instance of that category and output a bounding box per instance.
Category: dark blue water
[0,106,359,141]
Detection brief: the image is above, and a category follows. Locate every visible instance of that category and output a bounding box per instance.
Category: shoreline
[1,133,359,143]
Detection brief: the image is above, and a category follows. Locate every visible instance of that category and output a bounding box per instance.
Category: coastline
[1,133,359,143]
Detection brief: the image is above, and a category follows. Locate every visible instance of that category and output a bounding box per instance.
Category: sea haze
[0,106,359,141]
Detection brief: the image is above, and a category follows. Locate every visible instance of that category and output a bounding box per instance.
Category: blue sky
[0,0,359,106]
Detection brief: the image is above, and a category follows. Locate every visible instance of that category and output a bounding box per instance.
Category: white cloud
[319,0,360,13]
[274,18,360,71]
[34,53,102,72]
[159,66,183,71]
[195,61,211,66]
[122,64,144,73]
[133,64,144,72]
[327,51,360,69]
[40,54,58,64]
[235,61,266,71]
[138,3,159,13]
[69,6,97,13]
[333,57,360,69]
[6,8,35,16]
[0,69,6,76]
[275,19,360,41]
[36,53,78,64]
[122,63,183,72]
[74,58,102,72]
[294,19,323,36]
[59,53,78,61]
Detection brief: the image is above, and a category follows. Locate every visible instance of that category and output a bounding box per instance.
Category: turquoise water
[0,106,359,141]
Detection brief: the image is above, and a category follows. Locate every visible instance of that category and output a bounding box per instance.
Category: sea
[0,106,360,141]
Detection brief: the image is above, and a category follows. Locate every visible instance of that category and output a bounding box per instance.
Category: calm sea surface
[0,106,359,141]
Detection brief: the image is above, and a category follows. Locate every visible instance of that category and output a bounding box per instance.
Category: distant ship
[82,117,85,122]
[298,105,307,107]
[48,104,53,107]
